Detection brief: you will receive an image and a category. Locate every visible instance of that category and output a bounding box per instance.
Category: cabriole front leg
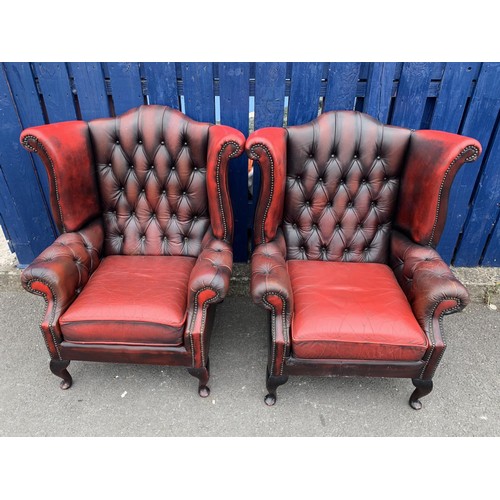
[265,367,289,406]
[409,378,433,410]
[188,358,210,397]
[49,359,73,390]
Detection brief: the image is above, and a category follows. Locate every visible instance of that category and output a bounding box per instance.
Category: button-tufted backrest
[89,105,211,257]
[283,111,412,263]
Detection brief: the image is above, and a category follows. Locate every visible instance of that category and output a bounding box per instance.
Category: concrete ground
[0,228,498,437]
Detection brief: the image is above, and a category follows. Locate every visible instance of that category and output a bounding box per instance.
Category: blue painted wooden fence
[1,62,499,266]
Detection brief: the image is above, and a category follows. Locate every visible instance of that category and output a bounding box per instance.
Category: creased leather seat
[288,261,428,360]
[20,105,245,396]
[59,256,196,346]
[247,110,481,409]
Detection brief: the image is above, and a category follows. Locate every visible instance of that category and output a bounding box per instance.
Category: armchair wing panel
[248,110,481,409]
[20,105,244,397]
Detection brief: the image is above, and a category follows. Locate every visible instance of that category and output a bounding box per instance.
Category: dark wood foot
[187,358,210,397]
[409,378,433,410]
[265,368,288,406]
[49,359,72,390]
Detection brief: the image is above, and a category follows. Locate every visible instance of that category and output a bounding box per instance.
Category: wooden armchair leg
[265,367,289,406]
[409,378,433,410]
[49,359,72,390]
[187,358,210,398]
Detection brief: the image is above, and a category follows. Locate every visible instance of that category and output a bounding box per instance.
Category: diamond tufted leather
[283,111,411,262]
[248,110,482,408]
[20,105,245,395]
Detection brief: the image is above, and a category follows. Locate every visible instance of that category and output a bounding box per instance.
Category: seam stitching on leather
[188,286,220,368]
[263,291,288,376]
[25,279,62,360]
[428,145,479,246]
[22,135,66,232]
[250,143,274,244]
[420,297,461,378]
[216,140,241,241]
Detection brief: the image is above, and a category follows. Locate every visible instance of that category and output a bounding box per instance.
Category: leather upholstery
[59,255,195,346]
[287,260,428,360]
[395,130,481,247]
[89,106,213,257]
[248,110,480,398]
[21,121,101,234]
[20,105,244,381]
[21,219,104,358]
[251,229,292,376]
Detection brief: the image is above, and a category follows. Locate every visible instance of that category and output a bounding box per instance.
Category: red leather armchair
[247,111,481,409]
[20,105,244,396]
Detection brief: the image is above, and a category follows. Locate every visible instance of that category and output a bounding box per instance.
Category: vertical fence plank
[453,125,500,266]
[391,62,435,128]
[3,62,53,215]
[437,63,500,263]
[324,62,361,111]
[68,62,109,120]
[363,62,397,123]
[287,62,325,126]
[219,63,250,262]
[254,62,286,128]
[181,63,215,123]
[0,67,56,265]
[34,63,77,122]
[143,62,179,108]
[482,216,500,266]
[431,62,481,132]
[107,62,143,115]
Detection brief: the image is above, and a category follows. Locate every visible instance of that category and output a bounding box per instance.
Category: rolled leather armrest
[21,219,104,358]
[390,230,470,331]
[186,230,233,367]
[22,219,104,314]
[251,230,293,327]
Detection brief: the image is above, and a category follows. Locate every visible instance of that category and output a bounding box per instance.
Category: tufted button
[353,154,358,159]
[378,224,383,229]
[150,165,155,170]
[364,247,369,252]
[160,140,165,145]
[305,201,310,207]
[141,188,145,193]
[182,191,187,195]
[358,223,363,229]
[163,236,167,241]
[296,175,301,180]
[371,201,377,207]
[115,140,120,145]
[120,187,125,191]
[336,223,341,229]
[141,235,146,241]
[184,236,188,241]
[383,176,388,181]
[309,153,313,158]
[108,163,112,167]
[340,178,345,184]
[151,214,156,219]
[300,246,305,251]
[327,202,332,207]
[172,213,176,219]
[377,155,381,160]
[347,201,353,208]
[119,234,124,239]
[362,178,367,184]
[172,166,176,171]
[318,177,323,183]
[129,164,134,169]
[184,141,188,146]
[331,153,335,158]
[193,166,198,171]
[162,189,166,194]
[344,248,349,253]
[312,223,317,229]
[138,140,143,144]
[131,211,135,216]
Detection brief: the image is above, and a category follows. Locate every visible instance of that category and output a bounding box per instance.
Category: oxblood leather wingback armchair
[20,105,244,397]
[247,110,481,409]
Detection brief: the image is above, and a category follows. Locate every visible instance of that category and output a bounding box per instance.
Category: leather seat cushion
[287,260,428,360]
[60,255,196,346]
